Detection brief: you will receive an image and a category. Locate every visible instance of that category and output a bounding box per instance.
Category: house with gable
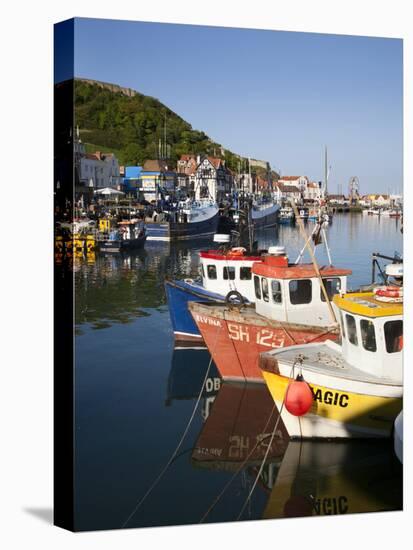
[194,156,233,201]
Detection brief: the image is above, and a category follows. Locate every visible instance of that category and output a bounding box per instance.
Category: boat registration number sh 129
[227,323,286,348]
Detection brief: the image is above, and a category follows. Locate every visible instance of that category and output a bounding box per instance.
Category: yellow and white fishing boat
[260,288,403,439]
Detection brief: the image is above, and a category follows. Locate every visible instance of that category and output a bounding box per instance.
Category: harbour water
[73,213,403,531]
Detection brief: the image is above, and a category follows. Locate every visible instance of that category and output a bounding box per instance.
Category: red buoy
[285,374,313,416]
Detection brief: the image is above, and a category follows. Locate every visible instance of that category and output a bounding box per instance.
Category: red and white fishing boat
[189,246,351,382]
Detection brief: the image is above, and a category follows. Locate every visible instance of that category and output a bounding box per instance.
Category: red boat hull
[189,303,338,383]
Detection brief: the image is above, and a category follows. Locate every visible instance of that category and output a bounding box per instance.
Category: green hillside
[74,79,244,170]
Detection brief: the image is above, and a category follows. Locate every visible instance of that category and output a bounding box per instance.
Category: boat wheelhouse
[165,238,265,342]
[297,207,309,220]
[279,207,295,224]
[189,248,351,382]
[260,288,403,439]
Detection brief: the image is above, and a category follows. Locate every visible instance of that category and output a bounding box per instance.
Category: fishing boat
[97,219,146,252]
[250,201,280,228]
[145,199,219,241]
[307,206,319,221]
[260,285,403,439]
[165,200,276,343]
[165,236,267,342]
[297,207,309,221]
[189,246,351,382]
[278,207,295,224]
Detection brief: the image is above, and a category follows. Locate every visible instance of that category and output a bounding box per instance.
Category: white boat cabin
[332,291,403,382]
[251,248,351,327]
[199,247,263,302]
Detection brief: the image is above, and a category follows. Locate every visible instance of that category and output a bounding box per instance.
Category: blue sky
[72,18,403,194]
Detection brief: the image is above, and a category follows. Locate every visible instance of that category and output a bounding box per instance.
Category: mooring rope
[121,322,223,528]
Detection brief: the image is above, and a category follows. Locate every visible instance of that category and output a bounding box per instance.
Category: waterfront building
[304,181,323,201]
[140,159,177,202]
[79,149,122,189]
[366,194,391,208]
[194,156,233,202]
[123,166,143,196]
[274,182,302,203]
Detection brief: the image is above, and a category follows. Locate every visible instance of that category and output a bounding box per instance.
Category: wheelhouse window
[207,265,217,280]
[289,279,312,305]
[384,320,403,353]
[271,280,282,303]
[240,266,252,280]
[346,314,358,346]
[254,275,261,300]
[201,264,205,278]
[360,319,377,352]
[223,266,236,280]
[321,278,341,302]
[262,278,269,302]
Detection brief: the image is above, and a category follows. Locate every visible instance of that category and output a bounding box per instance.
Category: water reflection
[165,347,221,406]
[192,383,288,470]
[264,440,402,519]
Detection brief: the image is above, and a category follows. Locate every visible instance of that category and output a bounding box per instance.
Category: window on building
[207,265,217,280]
[240,267,252,280]
[254,275,261,300]
[360,319,377,352]
[271,280,282,303]
[346,314,358,346]
[289,279,312,305]
[262,278,269,302]
[321,278,341,302]
[384,320,403,353]
[223,266,236,280]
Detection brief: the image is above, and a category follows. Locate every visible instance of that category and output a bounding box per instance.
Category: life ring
[225,290,244,306]
[184,278,194,284]
[229,247,246,256]
[374,286,403,302]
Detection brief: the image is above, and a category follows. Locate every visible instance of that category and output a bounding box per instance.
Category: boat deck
[261,341,400,386]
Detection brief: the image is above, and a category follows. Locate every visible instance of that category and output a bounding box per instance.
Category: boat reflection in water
[165,346,221,408]
[192,382,288,475]
[264,439,403,519]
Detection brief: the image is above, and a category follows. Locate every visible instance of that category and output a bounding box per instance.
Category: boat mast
[324,146,328,198]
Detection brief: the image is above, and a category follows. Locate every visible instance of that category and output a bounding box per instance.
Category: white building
[304,181,323,201]
[194,157,232,201]
[278,175,309,192]
[80,151,121,189]
[75,140,122,189]
[274,183,302,202]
